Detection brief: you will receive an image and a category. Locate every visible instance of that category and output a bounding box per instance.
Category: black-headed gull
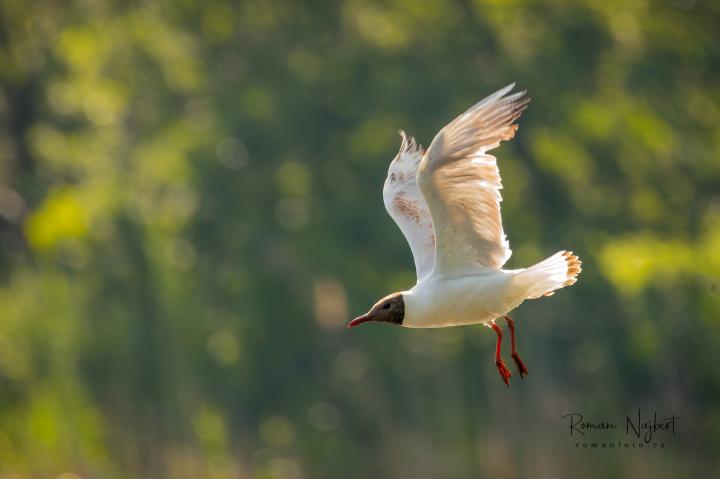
[348,84,582,386]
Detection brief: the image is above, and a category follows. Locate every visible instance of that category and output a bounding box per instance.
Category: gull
[348,84,582,386]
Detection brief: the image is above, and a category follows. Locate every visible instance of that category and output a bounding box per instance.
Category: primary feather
[383,131,435,281]
[417,84,530,274]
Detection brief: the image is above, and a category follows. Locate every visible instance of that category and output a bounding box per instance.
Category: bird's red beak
[347,314,373,328]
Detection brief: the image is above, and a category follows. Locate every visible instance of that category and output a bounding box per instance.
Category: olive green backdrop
[0,0,718,477]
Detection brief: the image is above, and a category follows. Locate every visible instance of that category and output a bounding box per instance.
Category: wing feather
[383,131,435,281]
[417,84,530,273]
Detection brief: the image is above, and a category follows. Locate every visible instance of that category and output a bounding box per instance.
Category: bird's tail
[515,251,582,300]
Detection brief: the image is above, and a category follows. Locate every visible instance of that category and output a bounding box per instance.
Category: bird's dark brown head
[348,292,404,328]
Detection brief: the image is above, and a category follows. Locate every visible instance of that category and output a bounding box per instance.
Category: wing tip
[497,82,530,104]
[398,130,423,155]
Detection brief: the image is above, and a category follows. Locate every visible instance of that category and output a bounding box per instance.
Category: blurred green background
[0,0,719,477]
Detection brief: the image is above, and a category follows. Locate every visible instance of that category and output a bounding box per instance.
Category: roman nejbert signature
[561,410,681,444]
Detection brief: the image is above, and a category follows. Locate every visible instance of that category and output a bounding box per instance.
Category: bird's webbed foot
[490,322,512,387]
[504,316,528,378]
[495,357,512,387]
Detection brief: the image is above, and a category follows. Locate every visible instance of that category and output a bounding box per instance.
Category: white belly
[402,270,525,328]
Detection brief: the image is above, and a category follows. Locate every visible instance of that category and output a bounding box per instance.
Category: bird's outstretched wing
[383,131,436,282]
[417,84,530,274]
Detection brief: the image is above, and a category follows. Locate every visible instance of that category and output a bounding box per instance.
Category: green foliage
[0,0,719,477]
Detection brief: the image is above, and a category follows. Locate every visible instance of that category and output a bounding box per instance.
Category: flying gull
[348,84,582,386]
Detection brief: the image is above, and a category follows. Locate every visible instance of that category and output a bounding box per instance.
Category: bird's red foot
[511,351,529,378]
[495,358,512,387]
[504,316,529,379]
[490,322,512,387]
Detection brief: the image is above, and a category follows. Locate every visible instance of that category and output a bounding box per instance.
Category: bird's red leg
[490,321,512,387]
[504,316,528,378]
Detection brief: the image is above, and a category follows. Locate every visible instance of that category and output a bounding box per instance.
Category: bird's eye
[382,302,391,310]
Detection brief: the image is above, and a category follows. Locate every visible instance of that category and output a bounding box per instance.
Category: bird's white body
[402,269,521,328]
[353,84,581,331]
[402,247,578,327]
